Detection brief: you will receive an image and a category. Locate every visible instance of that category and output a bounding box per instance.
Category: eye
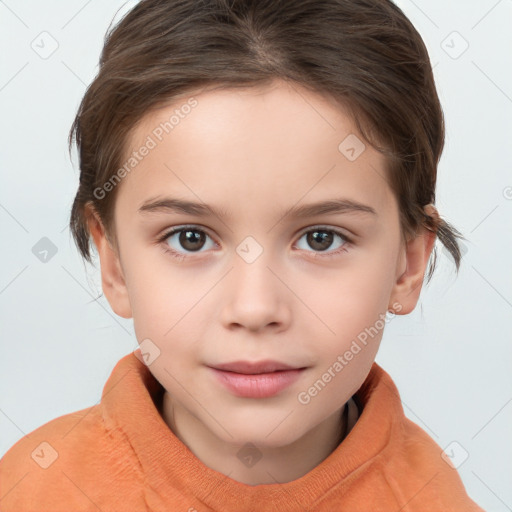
[158,225,216,259]
[157,225,351,261]
[294,226,351,257]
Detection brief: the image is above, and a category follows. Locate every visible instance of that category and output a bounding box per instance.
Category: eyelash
[156,225,353,262]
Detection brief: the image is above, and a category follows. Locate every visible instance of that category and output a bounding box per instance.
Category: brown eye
[177,229,206,251]
[295,227,349,255]
[306,230,334,251]
[161,226,216,255]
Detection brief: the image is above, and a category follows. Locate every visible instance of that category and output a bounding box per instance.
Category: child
[0,0,486,510]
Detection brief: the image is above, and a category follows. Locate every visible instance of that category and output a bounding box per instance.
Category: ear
[85,204,133,319]
[388,206,437,315]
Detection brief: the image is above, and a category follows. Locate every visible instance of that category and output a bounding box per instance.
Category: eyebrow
[138,196,377,220]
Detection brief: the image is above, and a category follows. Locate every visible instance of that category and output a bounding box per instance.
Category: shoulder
[0,404,142,511]
[383,404,485,511]
[359,364,484,511]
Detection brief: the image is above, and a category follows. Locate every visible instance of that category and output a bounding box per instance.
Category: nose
[220,251,292,334]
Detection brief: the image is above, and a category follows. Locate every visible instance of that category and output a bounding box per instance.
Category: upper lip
[209,360,304,374]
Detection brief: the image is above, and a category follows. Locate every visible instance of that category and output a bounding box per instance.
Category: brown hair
[68,0,464,283]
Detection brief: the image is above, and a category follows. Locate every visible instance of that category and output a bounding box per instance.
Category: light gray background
[1,1,511,510]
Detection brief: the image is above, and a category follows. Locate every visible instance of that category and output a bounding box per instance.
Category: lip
[211,359,301,374]
[207,360,307,398]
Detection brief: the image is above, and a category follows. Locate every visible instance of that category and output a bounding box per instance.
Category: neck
[160,391,348,485]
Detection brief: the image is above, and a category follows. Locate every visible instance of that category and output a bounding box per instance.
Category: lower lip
[209,367,305,398]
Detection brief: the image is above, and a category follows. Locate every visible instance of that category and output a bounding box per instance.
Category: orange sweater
[0,353,484,511]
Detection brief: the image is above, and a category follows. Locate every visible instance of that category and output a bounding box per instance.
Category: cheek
[303,253,397,338]
[299,263,393,410]
[127,257,220,355]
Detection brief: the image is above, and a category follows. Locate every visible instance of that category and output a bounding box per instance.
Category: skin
[87,78,436,485]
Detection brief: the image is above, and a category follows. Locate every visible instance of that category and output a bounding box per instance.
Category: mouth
[209,359,305,374]
[207,360,307,398]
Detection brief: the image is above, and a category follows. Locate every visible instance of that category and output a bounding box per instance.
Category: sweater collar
[101,352,401,511]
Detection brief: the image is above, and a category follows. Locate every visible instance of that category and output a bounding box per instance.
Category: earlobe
[85,205,133,319]
[388,225,436,315]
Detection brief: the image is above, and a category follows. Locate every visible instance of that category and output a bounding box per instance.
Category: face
[90,79,431,449]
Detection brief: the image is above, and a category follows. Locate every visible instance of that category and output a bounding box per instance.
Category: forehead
[115,79,394,224]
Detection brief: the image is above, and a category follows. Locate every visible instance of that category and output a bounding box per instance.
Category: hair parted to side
[68,0,465,283]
